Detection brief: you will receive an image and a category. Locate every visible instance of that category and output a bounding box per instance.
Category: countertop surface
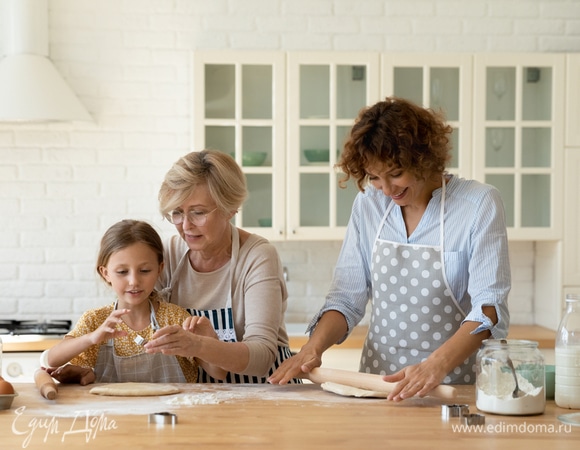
[2,324,556,352]
[288,324,556,351]
[1,381,577,449]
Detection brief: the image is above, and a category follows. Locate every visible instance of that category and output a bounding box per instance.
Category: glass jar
[476,339,545,415]
[555,294,580,409]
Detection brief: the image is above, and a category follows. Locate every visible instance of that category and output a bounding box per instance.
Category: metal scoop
[501,339,525,398]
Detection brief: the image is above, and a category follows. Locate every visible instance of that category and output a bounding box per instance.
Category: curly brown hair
[337,97,452,192]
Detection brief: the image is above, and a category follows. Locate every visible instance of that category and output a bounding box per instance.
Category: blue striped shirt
[308,175,511,343]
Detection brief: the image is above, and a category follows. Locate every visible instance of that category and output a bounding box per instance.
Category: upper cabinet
[380,53,473,179]
[473,54,565,240]
[193,51,567,242]
[192,51,286,241]
[566,54,580,147]
[286,52,380,240]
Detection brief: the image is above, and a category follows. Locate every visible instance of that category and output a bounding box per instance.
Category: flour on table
[165,393,220,405]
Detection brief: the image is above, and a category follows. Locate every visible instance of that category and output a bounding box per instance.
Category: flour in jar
[476,362,545,415]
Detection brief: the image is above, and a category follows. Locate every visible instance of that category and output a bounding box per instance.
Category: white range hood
[0,0,92,123]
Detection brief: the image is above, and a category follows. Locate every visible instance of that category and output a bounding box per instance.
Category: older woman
[269,97,510,399]
[144,150,299,383]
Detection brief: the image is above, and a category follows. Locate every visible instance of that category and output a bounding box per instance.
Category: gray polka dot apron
[360,177,475,384]
[94,299,187,383]
[164,225,298,384]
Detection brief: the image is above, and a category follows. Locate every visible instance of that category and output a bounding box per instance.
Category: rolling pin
[34,369,58,400]
[306,367,457,401]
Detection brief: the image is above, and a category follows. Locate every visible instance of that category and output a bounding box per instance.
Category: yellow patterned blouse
[67,295,198,382]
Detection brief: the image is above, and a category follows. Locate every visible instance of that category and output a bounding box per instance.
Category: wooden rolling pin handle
[307,367,457,401]
[34,369,58,400]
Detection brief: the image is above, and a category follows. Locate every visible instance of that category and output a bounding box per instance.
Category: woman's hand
[382,359,447,402]
[182,315,218,339]
[267,345,322,385]
[144,324,198,357]
[45,365,96,386]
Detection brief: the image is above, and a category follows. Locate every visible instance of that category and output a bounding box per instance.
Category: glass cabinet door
[381,54,474,179]
[193,52,286,240]
[287,52,380,240]
[473,54,565,240]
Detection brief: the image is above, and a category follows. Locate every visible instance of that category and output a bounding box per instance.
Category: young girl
[46,219,225,383]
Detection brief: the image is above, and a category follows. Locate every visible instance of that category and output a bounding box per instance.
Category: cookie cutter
[148,412,177,425]
[441,404,470,421]
[461,413,485,426]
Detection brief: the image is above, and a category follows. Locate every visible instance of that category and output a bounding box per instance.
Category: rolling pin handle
[34,369,58,400]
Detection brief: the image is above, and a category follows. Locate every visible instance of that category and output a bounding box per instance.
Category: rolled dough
[321,382,389,398]
[89,382,181,397]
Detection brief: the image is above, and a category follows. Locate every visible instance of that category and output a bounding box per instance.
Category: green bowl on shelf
[244,152,267,166]
[230,152,267,167]
[258,218,272,227]
[304,149,330,163]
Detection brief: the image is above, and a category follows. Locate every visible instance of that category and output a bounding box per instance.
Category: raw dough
[321,382,389,398]
[89,383,181,397]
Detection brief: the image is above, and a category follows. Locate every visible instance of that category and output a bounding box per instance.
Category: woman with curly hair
[270,97,510,400]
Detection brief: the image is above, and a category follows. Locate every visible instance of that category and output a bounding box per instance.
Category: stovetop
[0,319,72,336]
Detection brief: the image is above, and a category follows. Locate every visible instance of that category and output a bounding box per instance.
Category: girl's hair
[96,219,164,282]
[338,96,453,192]
[158,150,248,217]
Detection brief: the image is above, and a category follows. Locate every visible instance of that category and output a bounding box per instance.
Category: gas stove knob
[6,362,23,378]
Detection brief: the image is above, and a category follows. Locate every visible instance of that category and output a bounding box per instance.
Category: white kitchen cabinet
[564,148,580,286]
[473,53,565,241]
[193,51,380,241]
[286,52,380,240]
[380,53,474,179]
[192,51,286,241]
[566,54,580,147]
[563,54,580,298]
[193,51,567,244]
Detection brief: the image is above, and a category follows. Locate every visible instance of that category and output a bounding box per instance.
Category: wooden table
[1,382,578,449]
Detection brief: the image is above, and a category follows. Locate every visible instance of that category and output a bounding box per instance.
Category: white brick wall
[1,0,578,325]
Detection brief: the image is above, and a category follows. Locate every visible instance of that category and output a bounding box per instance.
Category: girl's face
[366,162,437,209]
[99,242,163,308]
[174,183,234,254]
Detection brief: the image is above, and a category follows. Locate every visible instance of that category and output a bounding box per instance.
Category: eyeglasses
[165,207,218,226]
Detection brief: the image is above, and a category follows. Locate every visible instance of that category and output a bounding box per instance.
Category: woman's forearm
[303,310,349,355]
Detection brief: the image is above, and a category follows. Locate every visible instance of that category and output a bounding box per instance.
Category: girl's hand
[182,315,219,339]
[90,308,129,345]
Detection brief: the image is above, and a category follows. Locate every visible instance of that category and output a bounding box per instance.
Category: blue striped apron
[167,224,299,384]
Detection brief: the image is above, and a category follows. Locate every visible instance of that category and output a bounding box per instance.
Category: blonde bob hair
[158,150,248,216]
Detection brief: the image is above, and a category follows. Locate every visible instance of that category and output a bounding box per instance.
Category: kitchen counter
[507,325,556,348]
[287,324,368,350]
[1,382,577,449]
[2,324,555,353]
[288,324,556,351]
